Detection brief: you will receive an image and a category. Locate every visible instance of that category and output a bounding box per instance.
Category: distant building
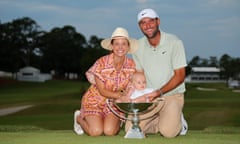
[185,67,225,83]
[17,66,52,82]
[228,78,240,88]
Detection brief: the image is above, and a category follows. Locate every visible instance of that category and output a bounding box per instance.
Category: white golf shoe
[180,113,188,135]
[74,110,84,135]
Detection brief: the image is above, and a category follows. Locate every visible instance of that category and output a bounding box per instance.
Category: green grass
[0,79,240,144]
[0,79,90,130]
[0,130,240,144]
[0,80,89,107]
[184,83,240,130]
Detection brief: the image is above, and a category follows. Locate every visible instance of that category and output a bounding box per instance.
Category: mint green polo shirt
[132,31,187,96]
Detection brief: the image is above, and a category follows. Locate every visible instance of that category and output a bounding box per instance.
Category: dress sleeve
[85,58,105,84]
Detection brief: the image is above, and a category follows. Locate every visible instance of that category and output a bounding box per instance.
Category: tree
[78,35,108,80]
[188,56,201,66]
[219,54,231,78]
[88,35,103,49]
[230,58,240,79]
[220,54,240,79]
[40,25,87,78]
[209,56,218,67]
[0,17,43,73]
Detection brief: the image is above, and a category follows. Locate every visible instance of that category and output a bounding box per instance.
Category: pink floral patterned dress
[80,53,136,118]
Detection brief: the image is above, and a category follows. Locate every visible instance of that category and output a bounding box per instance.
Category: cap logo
[141,12,146,16]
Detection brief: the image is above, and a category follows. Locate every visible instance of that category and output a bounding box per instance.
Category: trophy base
[124,128,145,139]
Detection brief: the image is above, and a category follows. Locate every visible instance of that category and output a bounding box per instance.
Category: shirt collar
[143,30,165,50]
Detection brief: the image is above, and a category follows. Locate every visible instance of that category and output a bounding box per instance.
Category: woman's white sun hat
[101,27,138,54]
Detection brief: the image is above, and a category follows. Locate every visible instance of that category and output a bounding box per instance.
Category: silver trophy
[107,98,163,139]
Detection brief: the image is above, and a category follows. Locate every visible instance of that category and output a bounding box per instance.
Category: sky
[1,0,240,61]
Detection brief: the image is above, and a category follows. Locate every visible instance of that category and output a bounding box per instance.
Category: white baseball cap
[137,8,159,22]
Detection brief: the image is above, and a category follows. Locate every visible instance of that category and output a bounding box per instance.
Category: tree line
[1,17,239,80]
[0,17,108,80]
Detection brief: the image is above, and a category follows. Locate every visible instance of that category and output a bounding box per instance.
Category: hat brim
[101,38,138,54]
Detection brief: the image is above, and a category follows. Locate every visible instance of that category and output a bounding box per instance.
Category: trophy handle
[106,99,131,120]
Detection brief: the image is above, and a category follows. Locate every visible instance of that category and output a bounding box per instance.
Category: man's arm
[144,67,186,101]
[157,67,185,95]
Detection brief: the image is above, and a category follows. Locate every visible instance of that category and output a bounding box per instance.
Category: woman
[74,27,138,136]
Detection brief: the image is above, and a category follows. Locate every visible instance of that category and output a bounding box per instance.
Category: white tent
[17,66,52,82]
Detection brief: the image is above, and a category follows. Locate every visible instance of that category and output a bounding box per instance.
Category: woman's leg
[104,113,121,136]
[78,115,104,136]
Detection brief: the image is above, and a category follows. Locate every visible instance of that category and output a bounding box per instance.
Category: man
[126,8,188,138]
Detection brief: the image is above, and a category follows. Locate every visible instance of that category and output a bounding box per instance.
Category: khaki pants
[125,93,184,138]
